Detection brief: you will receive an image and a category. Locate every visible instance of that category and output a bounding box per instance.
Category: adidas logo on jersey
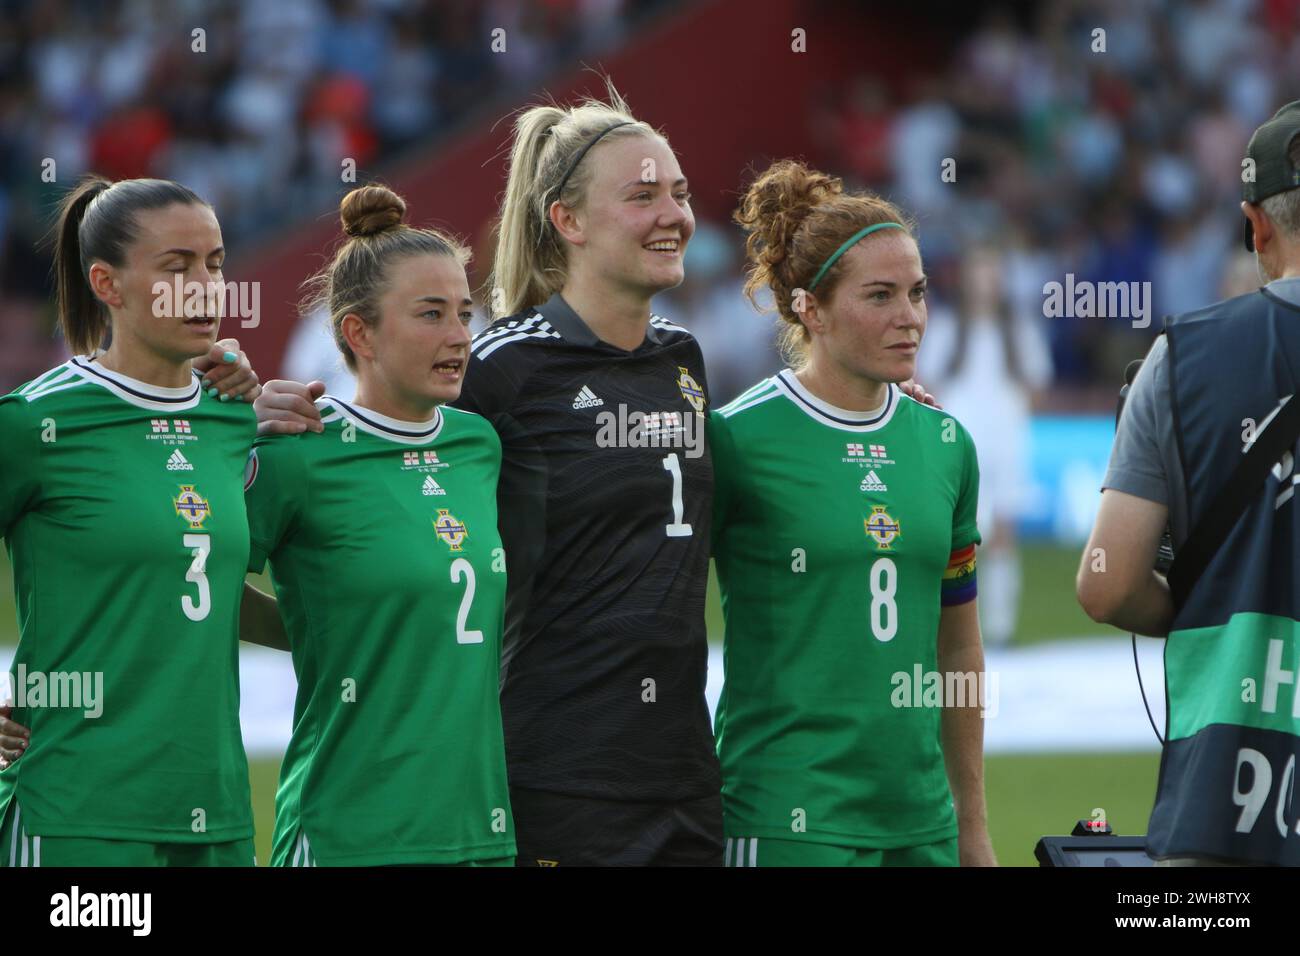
[422,476,446,496]
[573,385,604,409]
[166,450,194,472]
[859,470,887,492]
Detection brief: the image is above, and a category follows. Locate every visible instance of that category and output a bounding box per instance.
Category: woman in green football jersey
[709,160,996,867]
[255,84,729,866]
[237,185,515,866]
[247,84,942,867]
[0,176,264,866]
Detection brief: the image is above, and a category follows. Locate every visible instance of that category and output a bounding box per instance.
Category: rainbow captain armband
[940,543,977,606]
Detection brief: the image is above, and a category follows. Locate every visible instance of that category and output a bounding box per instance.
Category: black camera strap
[1167,392,1300,608]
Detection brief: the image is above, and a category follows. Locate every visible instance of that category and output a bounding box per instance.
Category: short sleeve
[708,410,737,548]
[0,395,41,540]
[1101,334,1169,505]
[243,435,305,573]
[952,423,982,550]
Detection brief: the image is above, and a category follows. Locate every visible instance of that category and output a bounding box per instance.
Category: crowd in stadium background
[3,0,1294,656]
[1,0,1295,400]
[0,0,672,385]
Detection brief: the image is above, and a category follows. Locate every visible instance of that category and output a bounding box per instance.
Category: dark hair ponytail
[52,176,209,355]
[53,177,112,356]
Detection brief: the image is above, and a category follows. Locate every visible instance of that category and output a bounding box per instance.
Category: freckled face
[811,232,928,384]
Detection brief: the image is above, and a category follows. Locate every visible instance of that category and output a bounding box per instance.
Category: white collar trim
[323,395,445,444]
[69,356,202,411]
[774,369,901,432]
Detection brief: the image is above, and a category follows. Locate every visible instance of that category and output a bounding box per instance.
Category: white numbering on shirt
[181,533,211,622]
[450,558,484,644]
[662,452,693,538]
[869,557,898,642]
[1233,748,1299,837]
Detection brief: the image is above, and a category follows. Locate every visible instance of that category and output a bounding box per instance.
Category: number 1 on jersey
[662,453,693,538]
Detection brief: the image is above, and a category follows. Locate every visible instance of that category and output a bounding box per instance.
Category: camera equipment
[1116,358,1170,746]
[1034,825,1154,866]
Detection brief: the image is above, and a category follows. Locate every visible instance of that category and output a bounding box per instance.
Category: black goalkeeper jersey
[452,292,720,802]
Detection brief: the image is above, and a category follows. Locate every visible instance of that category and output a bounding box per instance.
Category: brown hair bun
[340,185,407,238]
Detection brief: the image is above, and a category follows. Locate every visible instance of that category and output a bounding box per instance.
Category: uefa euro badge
[433,509,468,552]
[864,505,900,550]
[677,366,706,417]
[174,485,211,529]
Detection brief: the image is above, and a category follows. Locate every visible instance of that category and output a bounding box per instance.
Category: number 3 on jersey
[182,533,211,622]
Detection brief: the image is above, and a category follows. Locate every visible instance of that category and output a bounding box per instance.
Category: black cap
[1242,100,1300,251]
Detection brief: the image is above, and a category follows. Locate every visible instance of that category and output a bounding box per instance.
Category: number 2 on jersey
[450,558,484,644]
[181,533,211,622]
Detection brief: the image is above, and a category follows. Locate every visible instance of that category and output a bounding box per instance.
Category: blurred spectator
[1150,212,1230,318]
[281,305,358,399]
[889,77,960,217]
[920,244,1054,646]
[836,77,894,186]
[837,0,1285,398]
[656,220,779,405]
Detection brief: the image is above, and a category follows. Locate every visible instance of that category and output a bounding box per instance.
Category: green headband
[807,222,905,290]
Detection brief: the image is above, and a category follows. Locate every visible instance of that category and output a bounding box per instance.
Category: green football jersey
[710,371,981,848]
[245,396,514,866]
[0,357,255,842]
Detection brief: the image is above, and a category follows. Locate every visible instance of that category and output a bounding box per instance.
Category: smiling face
[92,202,225,361]
[560,133,695,296]
[349,252,474,411]
[805,231,927,385]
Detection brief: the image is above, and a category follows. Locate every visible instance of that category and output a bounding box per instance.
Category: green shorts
[0,798,255,867]
[724,835,958,867]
